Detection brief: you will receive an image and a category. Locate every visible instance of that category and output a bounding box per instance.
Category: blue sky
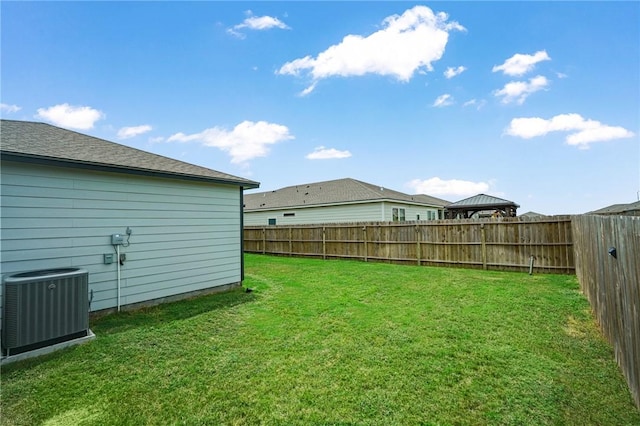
[2,2,638,215]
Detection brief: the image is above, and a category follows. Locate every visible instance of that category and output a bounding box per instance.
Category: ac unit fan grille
[2,268,89,356]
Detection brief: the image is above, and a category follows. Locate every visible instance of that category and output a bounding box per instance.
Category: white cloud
[463,99,487,110]
[494,75,549,104]
[117,125,152,139]
[407,177,490,197]
[433,93,454,107]
[506,113,635,149]
[228,10,289,38]
[299,82,318,97]
[306,146,352,160]
[0,103,21,113]
[444,65,466,79]
[492,50,551,76]
[35,103,104,130]
[277,5,465,94]
[240,15,289,30]
[167,120,294,163]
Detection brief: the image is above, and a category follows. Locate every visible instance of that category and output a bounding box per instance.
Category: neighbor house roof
[588,201,640,215]
[411,193,452,207]
[446,194,520,209]
[244,178,450,211]
[519,211,546,218]
[0,120,259,188]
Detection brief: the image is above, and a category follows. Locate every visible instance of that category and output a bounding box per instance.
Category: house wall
[0,161,243,324]
[244,201,441,225]
[381,203,441,222]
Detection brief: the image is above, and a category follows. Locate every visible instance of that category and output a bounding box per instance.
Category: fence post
[322,226,326,260]
[416,224,421,266]
[289,227,292,256]
[481,223,487,270]
[363,225,368,262]
[262,227,266,254]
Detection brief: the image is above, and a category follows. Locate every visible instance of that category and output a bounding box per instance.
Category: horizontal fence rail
[244,216,575,274]
[572,215,640,408]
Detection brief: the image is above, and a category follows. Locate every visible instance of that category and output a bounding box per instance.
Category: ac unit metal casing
[2,268,89,356]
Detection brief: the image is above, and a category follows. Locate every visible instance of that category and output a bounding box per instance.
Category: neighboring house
[519,211,546,218]
[588,201,640,216]
[243,178,450,225]
[0,120,259,324]
[445,194,519,219]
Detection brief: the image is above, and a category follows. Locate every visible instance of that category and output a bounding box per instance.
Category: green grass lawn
[2,254,639,425]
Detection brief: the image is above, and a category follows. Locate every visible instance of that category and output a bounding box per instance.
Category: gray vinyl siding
[0,161,243,324]
[245,202,383,225]
[244,202,441,225]
[382,203,440,222]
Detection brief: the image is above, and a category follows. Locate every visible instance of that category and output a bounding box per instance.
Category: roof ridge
[272,177,353,193]
[349,178,388,199]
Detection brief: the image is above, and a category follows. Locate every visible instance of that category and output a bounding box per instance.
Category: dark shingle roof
[588,201,640,215]
[244,178,450,210]
[411,193,452,207]
[0,120,259,188]
[447,193,520,209]
[519,211,546,218]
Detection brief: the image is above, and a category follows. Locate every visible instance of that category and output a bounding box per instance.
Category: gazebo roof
[445,193,519,218]
[447,194,520,209]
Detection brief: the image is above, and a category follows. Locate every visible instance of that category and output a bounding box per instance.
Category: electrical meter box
[111,234,125,245]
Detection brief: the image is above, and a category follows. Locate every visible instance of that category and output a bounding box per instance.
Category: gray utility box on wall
[2,268,89,356]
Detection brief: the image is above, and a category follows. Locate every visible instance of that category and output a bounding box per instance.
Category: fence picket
[572,215,639,408]
[245,216,574,273]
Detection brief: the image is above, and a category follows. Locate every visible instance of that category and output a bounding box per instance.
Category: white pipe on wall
[117,244,121,312]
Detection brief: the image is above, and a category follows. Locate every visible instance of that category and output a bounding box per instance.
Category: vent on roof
[2,268,89,356]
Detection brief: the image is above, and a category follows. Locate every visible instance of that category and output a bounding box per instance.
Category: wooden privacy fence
[572,215,640,408]
[244,216,575,274]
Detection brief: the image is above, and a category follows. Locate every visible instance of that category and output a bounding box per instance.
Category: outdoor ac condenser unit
[2,268,89,356]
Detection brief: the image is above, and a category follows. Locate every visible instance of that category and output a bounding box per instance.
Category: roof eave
[1,152,260,189]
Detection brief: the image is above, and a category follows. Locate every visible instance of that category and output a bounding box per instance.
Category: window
[392,208,406,222]
[416,214,420,221]
[283,213,295,217]
[268,218,276,225]
[427,211,436,220]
